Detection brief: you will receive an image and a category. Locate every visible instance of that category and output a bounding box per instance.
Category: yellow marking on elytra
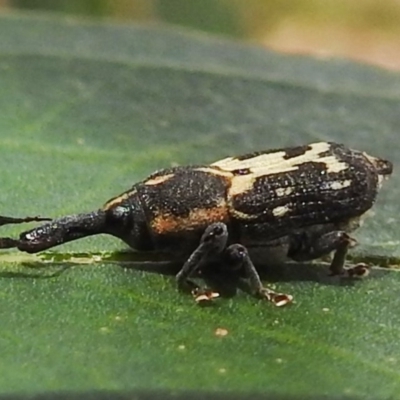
[194,167,233,178]
[213,142,347,172]
[213,142,348,196]
[144,174,174,186]
[323,156,349,173]
[326,180,352,190]
[272,205,291,217]
[230,208,259,221]
[102,189,137,210]
[275,187,293,197]
[229,175,255,197]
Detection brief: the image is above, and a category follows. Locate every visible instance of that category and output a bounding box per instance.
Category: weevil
[0,142,393,306]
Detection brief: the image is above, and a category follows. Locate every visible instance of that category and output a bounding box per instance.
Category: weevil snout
[18,226,55,253]
[0,211,108,253]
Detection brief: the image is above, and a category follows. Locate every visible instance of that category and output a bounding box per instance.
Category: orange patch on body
[151,201,229,234]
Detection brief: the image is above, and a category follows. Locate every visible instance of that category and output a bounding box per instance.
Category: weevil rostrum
[0,142,393,306]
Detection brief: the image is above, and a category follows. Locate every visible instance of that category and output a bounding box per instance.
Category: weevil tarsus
[288,228,368,278]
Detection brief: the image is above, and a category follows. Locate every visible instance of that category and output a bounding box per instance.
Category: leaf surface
[0,12,399,399]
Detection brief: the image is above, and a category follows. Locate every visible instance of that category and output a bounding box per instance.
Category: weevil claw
[259,288,293,307]
[192,288,220,306]
[344,263,370,278]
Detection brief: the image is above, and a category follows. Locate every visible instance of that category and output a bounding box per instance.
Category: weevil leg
[288,230,368,277]
[327,232,354,276]
[176,222,228,297]
[224,244,293,307]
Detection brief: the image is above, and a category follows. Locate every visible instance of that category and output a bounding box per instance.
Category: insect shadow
[120,252,383,300]
[0,251,385,301]
[0,262,71,279]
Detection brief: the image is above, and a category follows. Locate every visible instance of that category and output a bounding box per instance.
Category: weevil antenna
[0,215,51,227]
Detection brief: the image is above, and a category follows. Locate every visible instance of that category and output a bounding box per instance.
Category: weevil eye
[104,202,153,251]
[105,205,132,230]
[109,206,129,220]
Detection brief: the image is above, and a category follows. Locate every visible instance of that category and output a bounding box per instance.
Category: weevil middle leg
[223,243,293,306]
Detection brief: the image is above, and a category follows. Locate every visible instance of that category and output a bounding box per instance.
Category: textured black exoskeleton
[0,142,393,306]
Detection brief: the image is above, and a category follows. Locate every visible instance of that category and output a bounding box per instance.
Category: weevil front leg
[224,244,293,307]
[176,222,228,302]
[288,230,369,278]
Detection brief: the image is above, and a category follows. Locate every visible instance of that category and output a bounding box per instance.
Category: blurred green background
[0,1,399,398]
[3,0,400,70]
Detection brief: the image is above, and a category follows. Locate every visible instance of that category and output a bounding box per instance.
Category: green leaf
[0,12,400,399]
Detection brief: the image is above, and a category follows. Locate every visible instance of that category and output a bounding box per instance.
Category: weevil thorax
[103,167,231,252]
[133,166,231,251]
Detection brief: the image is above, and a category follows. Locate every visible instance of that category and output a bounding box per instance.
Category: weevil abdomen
[211,142,391,243]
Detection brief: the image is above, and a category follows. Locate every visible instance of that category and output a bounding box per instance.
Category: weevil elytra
[0,142,393,306]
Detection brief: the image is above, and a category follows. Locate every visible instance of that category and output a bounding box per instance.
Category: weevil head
[103,195,154,251]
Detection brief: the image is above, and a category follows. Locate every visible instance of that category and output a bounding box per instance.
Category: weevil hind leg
[224,244,293,307]
[288,229,369,278]
[327,233,370,278]
[175,222,228,304]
